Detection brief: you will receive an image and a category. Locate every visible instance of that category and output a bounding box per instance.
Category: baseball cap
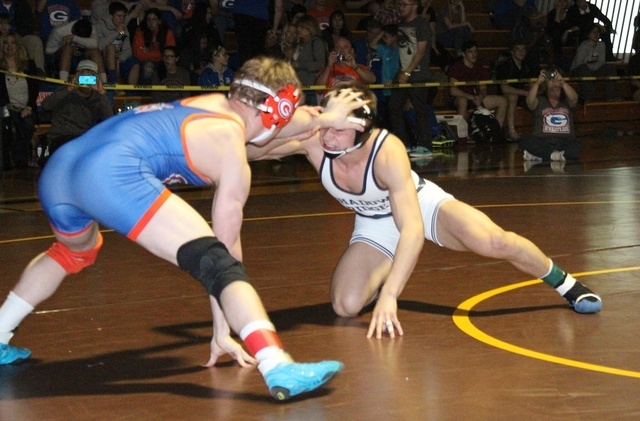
[76,59,98,74]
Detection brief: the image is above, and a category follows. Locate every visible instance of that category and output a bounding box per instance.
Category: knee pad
[177,237,249,301]
[46,232,103,274]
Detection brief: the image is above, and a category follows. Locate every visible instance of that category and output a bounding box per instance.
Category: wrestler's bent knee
[45,232,104,274]
[332,294,365,318]
[177,237,249,301]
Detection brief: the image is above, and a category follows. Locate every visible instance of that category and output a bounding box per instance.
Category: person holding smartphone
[40,59,114,160]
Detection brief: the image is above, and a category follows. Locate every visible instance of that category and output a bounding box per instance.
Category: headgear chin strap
[323,143,366,160]
[233,78,301,143]
[322,96,376,159]
[248,125,276,144]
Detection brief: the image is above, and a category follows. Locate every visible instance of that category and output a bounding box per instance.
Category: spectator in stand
[448,40,507,128]
[127,0,182,48]
[321,10,352,53]
[266,23,298,63]
[95,1,139,84]
[567,0,618,62]
[352,17,383,74]
[197,44,234,87]
[286,3,307,26]
[0,1,46,74]
[36,0,81,46]
[374,0,402,25]
[351,18,385,120]
[388,0,433,157]
[151,45,190,102]
[436,0,473,57]
[291,14,326,105]
[376,23,400,128]
[420,0,454,71]
[496,40,539,141]
[0,32,40,170]
[179,2,221,56]
[37,0,81,75]
[179,30,209,84]
[233,0,283,66]
[211,0,234,43]
[91,0,118,24]
[570,23,618,101]
[132,8,176,84]
[174,0,195,38]
[40,59,113,157]
[491,0,537,31]
[355,0,381,31]
[545,0,578,73]
[519,67,580,162]
[307,0,333,30]
[316,36,376,89]
[511,12,552,70]
[45,19,108,84]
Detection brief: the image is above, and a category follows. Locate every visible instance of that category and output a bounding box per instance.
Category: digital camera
[336,54,345,62]
[544,69,557,80]
[78,75,97,85]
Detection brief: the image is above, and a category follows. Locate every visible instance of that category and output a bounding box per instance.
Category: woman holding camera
[0,32,40,170]
[519,68,581,162]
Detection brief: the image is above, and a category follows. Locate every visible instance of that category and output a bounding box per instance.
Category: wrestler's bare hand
[366,294,404,339]
[319,88,371,131]
[204,335,257,368]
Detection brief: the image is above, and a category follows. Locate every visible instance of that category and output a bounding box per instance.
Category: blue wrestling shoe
[264,360,344,401]
[563,282,602,314]
[0,343,31,364]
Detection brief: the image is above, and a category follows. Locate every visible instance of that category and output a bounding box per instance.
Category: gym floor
[1,134,640,420]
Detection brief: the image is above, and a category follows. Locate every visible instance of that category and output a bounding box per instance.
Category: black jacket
[0,59,40,122]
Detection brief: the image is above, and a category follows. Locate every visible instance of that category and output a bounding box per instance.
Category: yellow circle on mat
[452,267,640,378]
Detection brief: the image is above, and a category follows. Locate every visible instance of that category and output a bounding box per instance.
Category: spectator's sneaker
[523,150,543,161]
[431,135,456,148]
[411,159,433,167]
[550,150,566,162]
[562,281,602,314]
[408,146,433,158]
[264,360,344,401]
[0,343,31,365]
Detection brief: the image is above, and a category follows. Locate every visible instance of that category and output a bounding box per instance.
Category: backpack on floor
[438,121,460,143]
[469,107,505,144]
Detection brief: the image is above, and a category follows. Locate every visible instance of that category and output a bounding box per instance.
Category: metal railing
[536,0,639,57]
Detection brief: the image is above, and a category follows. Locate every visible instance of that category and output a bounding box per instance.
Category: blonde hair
[229,56,301,107]
[0,32,30,72]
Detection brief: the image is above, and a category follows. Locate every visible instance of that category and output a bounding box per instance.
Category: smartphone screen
[78,75,97,85]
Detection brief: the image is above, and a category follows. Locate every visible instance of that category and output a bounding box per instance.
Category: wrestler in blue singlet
[38,98,233,239]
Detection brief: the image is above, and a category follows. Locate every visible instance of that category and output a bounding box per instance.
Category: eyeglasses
[163,55,176,59]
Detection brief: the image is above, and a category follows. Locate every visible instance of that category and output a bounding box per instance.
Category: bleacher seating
[26,0,638,138]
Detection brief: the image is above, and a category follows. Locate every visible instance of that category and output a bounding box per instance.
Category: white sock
[59,70,69,82]
[100,72,107,83]
[256,348,293,375]
[240,320,293,375]
[0,292,35,344]
[555,274,577,296]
